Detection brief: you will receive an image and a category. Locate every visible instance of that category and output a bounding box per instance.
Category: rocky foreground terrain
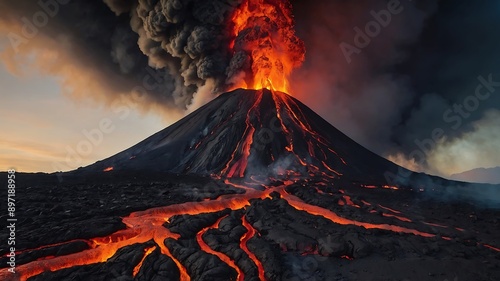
[0,171,499,281]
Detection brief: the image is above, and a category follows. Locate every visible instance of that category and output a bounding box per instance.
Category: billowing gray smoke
[1,0,304,112]
[104,0,304,99]
[105,0,245,106]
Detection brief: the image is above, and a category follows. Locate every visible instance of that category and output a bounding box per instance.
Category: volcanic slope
[85,89,400,182]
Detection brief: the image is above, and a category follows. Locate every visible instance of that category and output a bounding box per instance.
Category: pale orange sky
[0,62,166,172]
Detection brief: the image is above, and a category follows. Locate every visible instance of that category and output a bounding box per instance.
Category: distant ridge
[450,167,500,184]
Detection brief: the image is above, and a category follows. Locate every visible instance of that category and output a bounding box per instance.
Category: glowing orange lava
[132,246,156,277]
[341,195,361,208]
[103,167,114,172]
[278,186,435,238]
[382,185,399,190]
[377,204,402,214]
[224,91,263,178]
[241,216,266,281]
[382,213,412,223]
[269,91,347,178]
[4,184,273,281]
[196,216,244,281]
[2,174,495,281]
[229,0,305,93]
[423,222,448,228]
[341,255,354,261]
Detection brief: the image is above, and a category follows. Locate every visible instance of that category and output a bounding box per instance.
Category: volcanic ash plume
[105,0,305,95]
[228,0,305,92]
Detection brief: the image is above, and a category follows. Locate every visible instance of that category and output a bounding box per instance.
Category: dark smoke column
[103,0,305,96]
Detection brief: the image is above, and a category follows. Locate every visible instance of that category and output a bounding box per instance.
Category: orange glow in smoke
[229,0,305,93]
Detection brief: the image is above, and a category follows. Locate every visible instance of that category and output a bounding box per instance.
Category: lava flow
[5,172,496,280]
[196,215,244,281]
[132,246,156,277]
[241,216,266,281]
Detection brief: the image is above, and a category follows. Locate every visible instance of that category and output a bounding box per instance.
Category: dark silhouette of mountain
[451,166,500,184]
[84,89,401,183]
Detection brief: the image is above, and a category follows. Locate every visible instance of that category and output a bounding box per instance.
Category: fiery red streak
[223,91,263,178]
[341,255,354,261]
[361,200,372,206]
[382,213,413,223]
[270,91,346,178]
[278,186,435,238]
[132,246,156,277]
[241,216,266,281]
[483,244,500,252]
[377,204,402,214]
[342,195,361,208]
[423,222,448,228]
[196,216,244,281]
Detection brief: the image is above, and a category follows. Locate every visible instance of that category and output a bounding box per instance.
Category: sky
[0,0,499,182]
[0,59,165,172]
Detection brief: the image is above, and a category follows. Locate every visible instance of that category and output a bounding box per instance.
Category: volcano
[1,89,500,281]
[86,89,399,182]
